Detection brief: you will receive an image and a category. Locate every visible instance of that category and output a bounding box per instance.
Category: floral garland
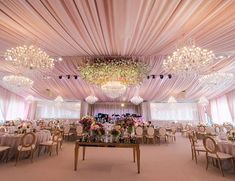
[79,116,95,133]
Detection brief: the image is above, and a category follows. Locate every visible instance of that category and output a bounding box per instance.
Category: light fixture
[101,81,127,99]
[4,45,55,70]
[199,72,234,87]
[130,96,144,105]
[163,40,215,76]
[79,57,149,98]
[85,96,98,104]
[54,96,64,102]
[198,96,209,106]
[75,102,81,108]
[59,76,62,79]
[25,95,35,102]
[160,75,164,79]
[2,75,33,88]
[168,74,172,79]
[121,103,125,107]
[167,96,177,103]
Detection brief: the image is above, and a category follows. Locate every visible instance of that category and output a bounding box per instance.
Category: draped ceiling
[0,0,234,102]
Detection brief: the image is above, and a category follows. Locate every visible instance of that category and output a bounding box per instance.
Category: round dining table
[0,130,51,160]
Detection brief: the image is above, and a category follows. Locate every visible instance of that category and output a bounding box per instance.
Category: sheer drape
[141,102,151,121]
[210,90,234,124]
[92,102,140,116]
[36,102,81,119]
[0,86,26,122]
[150,103,198,122]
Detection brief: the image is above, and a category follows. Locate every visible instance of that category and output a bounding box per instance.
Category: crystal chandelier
[4,45,55,70]
[54,96,64,102]
[130,96,144,105]
[101,81,127,99]
[163,41,215,76]
[199,72,234,87]
[85,95,98,104]
[167,96,177,103]
[2,75,33,88]
[198,96,209,106]
[25,95,35,102]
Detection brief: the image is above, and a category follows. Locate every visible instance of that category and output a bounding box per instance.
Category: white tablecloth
[0,130,51,159]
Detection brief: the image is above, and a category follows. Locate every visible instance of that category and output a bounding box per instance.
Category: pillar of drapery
[140,102,151,121]
[24,101,37,120]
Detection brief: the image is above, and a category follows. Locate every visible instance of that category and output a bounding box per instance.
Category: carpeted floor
[0,134,234,181]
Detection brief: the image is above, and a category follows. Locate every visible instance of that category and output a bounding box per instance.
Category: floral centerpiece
[116,117,135,134]
[227,131,235,141]
[79,116,95,133]
[90,122,105,136]
[111,125,121,137]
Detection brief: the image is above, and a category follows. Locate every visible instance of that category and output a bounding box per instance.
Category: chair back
[135,126,143,136]
[76,125,83,135]
[52,132,60,143]
[0,127,6,132]
[171,126,177,133]
[198,125,206,132]
[224,124,233,132]
[64,125,70,134]
[159,127,166,136]
[214,125,220,133]
[147,127,155,136]
[203,136,218,154]
[20,132,36,149]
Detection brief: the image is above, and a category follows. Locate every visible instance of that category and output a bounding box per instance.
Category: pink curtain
[92,102,140,116]
[24,101,37,120]
[210,91,234,124]
[0,86,27,121]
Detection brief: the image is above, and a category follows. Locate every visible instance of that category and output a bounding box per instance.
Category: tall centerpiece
[79,116,95,133]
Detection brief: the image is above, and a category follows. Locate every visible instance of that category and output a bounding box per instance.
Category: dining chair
[188,133,206,164]
[76,125,84,138]
[63,125,73,141]
[145,127,155,144]
[15,132,36,166]
[38,132,60,157]
[156,127,168,144]
[166,126,177,141]
[203,136,235,176]
[135,126,144,143]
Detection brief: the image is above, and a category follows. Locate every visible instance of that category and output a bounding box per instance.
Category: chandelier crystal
[101,81,127,99]
[54,96,64,102]
[4,45,55,70]
[198,96,209,106]
[25,95,35,102]
[167,96,177,103]
[163,42,215,76]
[85,95,98,104]
[2,75,33,88]
[199,72,234,87]
[130,96,144,105]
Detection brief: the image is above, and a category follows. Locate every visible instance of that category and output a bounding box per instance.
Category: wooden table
[74,141,140,173]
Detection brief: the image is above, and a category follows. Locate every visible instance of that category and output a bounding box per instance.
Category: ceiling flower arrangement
[78,57,149,98]
[78,57,149,86]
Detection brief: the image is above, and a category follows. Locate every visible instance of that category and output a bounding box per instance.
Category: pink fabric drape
[24,101,37,120]
[210,89,235,123]
[0,1,234,102]
[0,86,27,121]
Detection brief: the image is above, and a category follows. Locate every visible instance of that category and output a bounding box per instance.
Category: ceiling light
[163,40,215,76]
[198,96,209,106]
[4,45,55,70]
[54,96,64,102]
[130,96,144,105]
[85,96,98,104]
[167,96,177,103]
[25,95,35,102]
[2,75,33,89]
[101,81,127,99]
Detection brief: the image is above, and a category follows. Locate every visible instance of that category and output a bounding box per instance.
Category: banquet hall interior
[0,0,235,180]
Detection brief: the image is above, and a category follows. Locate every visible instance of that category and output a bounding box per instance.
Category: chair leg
[194,150,198,164]
[30,149,34,163]
[232,158,235,172]
[15,151,20,166]
[191,148,194,160]
[49,146,52,156]
[38,145,42,157]
[218,159,224,176]
[206,156,209,170]
[56,145,59,155]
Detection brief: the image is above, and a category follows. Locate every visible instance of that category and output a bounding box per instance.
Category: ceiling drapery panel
[0,0,234,102]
